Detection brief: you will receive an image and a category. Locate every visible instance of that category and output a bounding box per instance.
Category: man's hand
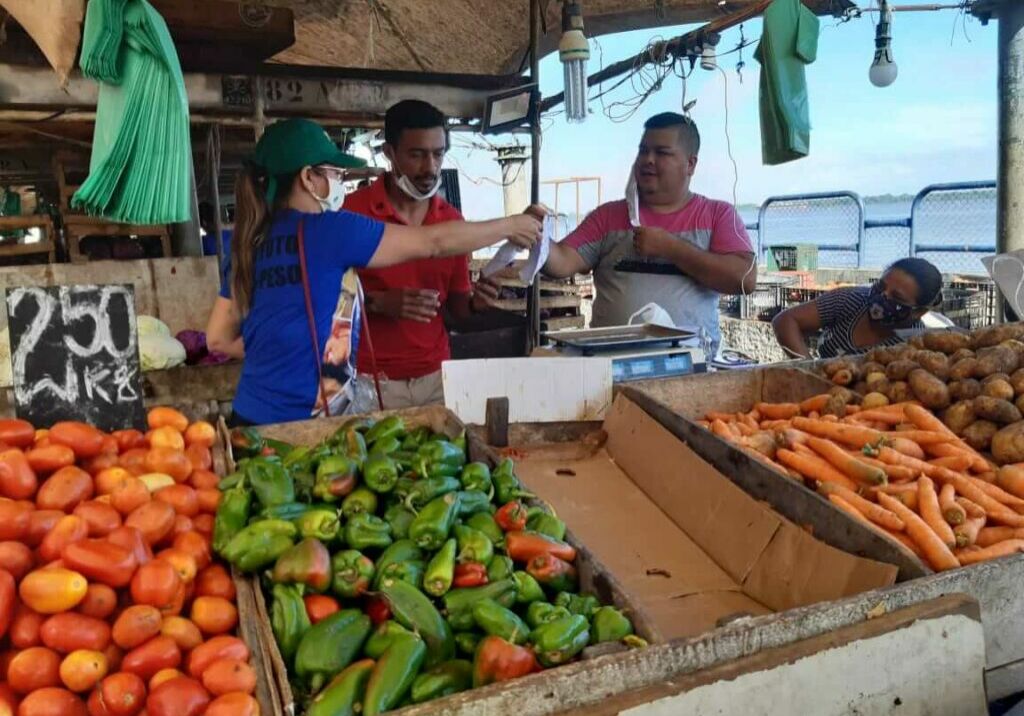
[367,288,440,323]
[470,276,502,312]
[523,203,553,221]
[632,226,675,259]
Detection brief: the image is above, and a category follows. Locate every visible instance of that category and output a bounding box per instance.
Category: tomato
[120,636,181,682]
[153,550,196,586]
[130,561,181,611]
[11,605,44,651]
[169,516,193,540]
[7,646,61,694]
[303,594,340,624]
[86,688,109,716]
[193,564,234,601]
[189,597,236,637]
[95,468,133,496]
[0,569,13,641]
[0,683,18,716]
[36,467,94,512]
[171,532,210,571]
[124,502,175,546]
[25,510,64,547]
[102,643,123,673]
[112,606,163,651]
[49,422,106,460]
[109,479,150,517]
[183,446,211,474]
[82,453,119,478]
[16,688,87,716]
[194,489,221,515]
[19,568,89,614]
[65,538,137,587]
[40,613,111,654]
[153,486,198,518]
[142,451,191,485]
[77,584,118,620]
[183,422,215,449]
[25,444,76,476]
[97,672,145,716]
[205,693,258,716]
[0,501,31,542]
[145,677,208,716]
[200,659,256,696]
[186,469,218,491]
[0,541,34,580]
[184,636,248,679]
[0,419,34,449]
[158,617,202,653]
[60,650,108,692]
[38,515,89,563]
[147,429,183,453]
[73,502,122,538]
[106,527,153,568]
[191,514,213,537]
[117,450,149,477]
[0,450,37,501]
[146,409,188,434]
[112,430,148,454]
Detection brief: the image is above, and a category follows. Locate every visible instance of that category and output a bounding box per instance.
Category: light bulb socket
[559,1,589,63]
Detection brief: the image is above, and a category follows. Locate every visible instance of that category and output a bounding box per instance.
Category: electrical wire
[715,65,756,298]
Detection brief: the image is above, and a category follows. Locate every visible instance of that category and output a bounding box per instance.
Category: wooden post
[208,124,225,271]
[485,396,510,447]
[526,0,542,353]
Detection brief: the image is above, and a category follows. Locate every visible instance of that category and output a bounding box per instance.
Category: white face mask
[625,172,640,227]
[312,176,346,212]
[396,172,442,201]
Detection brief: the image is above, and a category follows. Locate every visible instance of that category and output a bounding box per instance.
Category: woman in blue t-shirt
[206,119,540,425]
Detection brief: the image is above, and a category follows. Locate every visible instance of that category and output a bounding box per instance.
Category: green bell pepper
[344,513,393,551]
[369,435,402,456]
[401,426,431,450]
[460,462,492,494]
[454,631,481,657]
[229,427,264,458]
[467,512,504,547]
[246,457,295,508]
[365,415,405,445]
[379,578,455,667]
[404,475,460,511]
[295,507,340,542]
[371,540,423,590]
[331,549,375,598]
[526,511,567,541]
[363,454,399,494]
[212,483,251,555]
[455,490,492,518]
[362,633,426,716]
[410,659,472,704]
[341,487,379,518]
[339,428,369,463]
[555,592,600,618]
[217,471,244,491]
[221,519,296,571]
[364,620,413,659]
[454,524,493,565]
[513,571,546,604]
[408,492,460,550]
[472,599,530,645]
[295,608,373,692]
[313,455,358,503]
[272,538,332,592]
[442,578,516,630]
[530,614,589,667]
[258,502,311,521]
[306,658,374,716]
[487,555,514,582]
[336,416,375,435]
[418,439,466,468]
[423,538,457,597]
[590,606,634,644]
[270,583,311,668]
[493,458,534,504]
[380,559,424,590]
[384,504,416,540]
[525,602,571,629]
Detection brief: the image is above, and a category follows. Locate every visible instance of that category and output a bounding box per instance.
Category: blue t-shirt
[220,209,385,424]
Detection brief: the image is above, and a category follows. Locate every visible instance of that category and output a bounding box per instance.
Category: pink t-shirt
[561,195,752,339]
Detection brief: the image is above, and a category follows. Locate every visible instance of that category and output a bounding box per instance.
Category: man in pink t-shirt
[543,112,756,352]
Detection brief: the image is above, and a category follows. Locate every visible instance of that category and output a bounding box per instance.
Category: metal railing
[757,191,866,268]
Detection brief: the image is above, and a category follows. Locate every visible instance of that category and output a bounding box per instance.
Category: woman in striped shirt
[772,257,943,359]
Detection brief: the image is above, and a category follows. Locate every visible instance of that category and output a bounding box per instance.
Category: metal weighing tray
[543,324,696,355]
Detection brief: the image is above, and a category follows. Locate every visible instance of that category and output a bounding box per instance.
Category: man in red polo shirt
[345,100,500,409]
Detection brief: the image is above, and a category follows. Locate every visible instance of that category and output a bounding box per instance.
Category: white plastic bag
[627,303,675,329]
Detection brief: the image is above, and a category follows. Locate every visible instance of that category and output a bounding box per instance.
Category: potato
[862,392,890,409]
[861,361,885,376]
[823,392,849,417]
[971,323,1024,349]
[975,345,1020,377]
[943,400,977,436]
[886,360,919,381]
[950,348,975,364]
[865,373,890,395]
[895,345,918,362]
[832,369,854,386]
[963,420,999,452]
[982,372,1012,385]
[1015,394,1024,415]
[908,369,951,410]
[949,379,982,401]
[908,335,925,349]
[1001,339,1024,364]
[923,330,971,355]
[1011,368,1024,396]
[913,350,950,380]
[949,359,979,381]
[973,396,1023,425]
[992,421,1024,464]
[868,347,900,365]
[982,378,1016,402]
[888,381,911,403]
[822,358,857,378]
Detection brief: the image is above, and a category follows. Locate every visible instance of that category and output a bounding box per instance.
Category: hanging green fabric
[73,0,192,224]
[755,0,819,165]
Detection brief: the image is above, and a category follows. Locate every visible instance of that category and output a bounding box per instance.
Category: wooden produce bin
[623,367,1024,699]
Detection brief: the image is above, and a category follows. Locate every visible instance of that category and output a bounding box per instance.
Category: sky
[445,6,999,221]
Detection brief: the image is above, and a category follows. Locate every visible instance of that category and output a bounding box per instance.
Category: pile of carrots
[699,395,1024,572]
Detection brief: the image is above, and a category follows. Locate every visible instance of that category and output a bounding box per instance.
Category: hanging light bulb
[869,0,898,87]
[559,0,590,123]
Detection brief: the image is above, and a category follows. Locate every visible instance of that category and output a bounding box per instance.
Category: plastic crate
[767,244,819,272]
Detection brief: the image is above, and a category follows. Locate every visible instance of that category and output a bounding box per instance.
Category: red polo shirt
[345,176,471,380]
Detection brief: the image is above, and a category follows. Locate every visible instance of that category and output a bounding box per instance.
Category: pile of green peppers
[219,418,639,714]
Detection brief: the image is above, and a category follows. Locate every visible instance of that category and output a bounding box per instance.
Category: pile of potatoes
[821,323,1024,465]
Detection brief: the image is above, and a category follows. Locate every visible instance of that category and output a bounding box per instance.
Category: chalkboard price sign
[6,284,145,431]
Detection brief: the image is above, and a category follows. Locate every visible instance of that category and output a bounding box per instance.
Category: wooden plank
[485,396,510,447]
[0,240,55,258]
[494,295,581,311]
[150,256,222,335]
[543,315,586,331]
[0,215,53,230]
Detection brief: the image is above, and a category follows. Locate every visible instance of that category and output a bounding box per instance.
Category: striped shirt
[814,286,923,358]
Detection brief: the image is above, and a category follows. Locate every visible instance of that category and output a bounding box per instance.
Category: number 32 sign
[6,284,146,431]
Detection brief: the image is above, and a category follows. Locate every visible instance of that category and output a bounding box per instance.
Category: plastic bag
[627,303,675,329]
[139,333,186,371]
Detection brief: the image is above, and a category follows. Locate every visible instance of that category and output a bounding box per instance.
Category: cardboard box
[513,394,898,641]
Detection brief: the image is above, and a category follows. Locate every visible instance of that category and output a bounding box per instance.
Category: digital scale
[542,324,705,382]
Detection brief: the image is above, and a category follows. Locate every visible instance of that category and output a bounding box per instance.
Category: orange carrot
[798,394,830,414]
[821,415,840,423]
[706,411,738,423]
[827,494,872,525]
[711,419,736,440]
[940,473,1024,527]
[954,516,986,548]
[977,471,997,483]
[740,412,760,431]
[748,408,762,422]
[926,442,983,469]
[848,403,913,424]
[870,483,920,512]
[776,448,858,491]
[755,402,801,420]
[955,539,1024,566]
[854,453,917,483]
[734,421,757,437]
[956,497,987,520]
[886,430,956,446]
[918,476,957,549]
[807,411,821,419]
[875,446,935,476]
[760,419,790,430]
[877,493,960,571]
[886,437,926,460]
[776,428,810,449]
[930,455,973,472]
[976,526,1024,548]
[904,404,992,472]
[791,417,883,449]
[884,528,925,558]
[806,436,887,485]
[966,476,1024,511]
[844,405,862,416]
[939,482,966,526]
[818,483,905,531]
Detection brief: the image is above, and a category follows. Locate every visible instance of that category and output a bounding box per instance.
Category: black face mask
[867,282,915,326]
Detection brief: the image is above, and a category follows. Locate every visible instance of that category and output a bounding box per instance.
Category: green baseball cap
[251,118,367,203]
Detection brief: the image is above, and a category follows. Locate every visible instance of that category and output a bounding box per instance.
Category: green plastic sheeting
[73,0,192,224]
[755,0,819,166]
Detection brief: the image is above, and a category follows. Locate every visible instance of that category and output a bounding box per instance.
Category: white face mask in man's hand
[625,172,640,228]
[312,176,346,212]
